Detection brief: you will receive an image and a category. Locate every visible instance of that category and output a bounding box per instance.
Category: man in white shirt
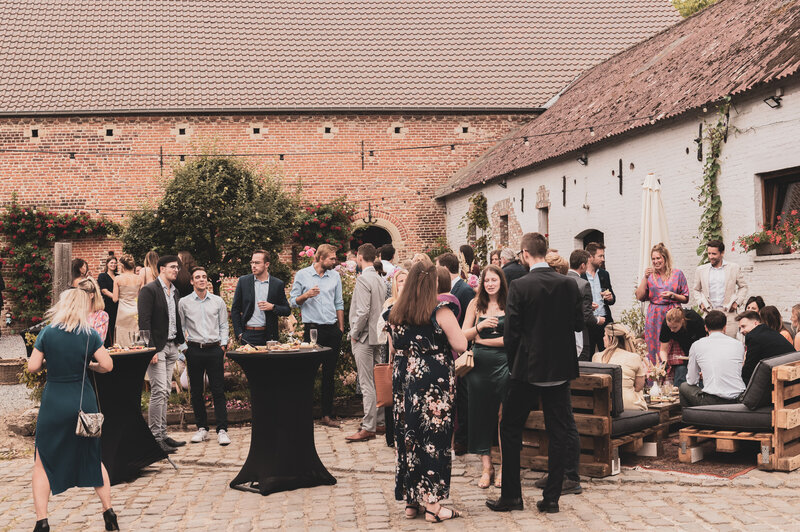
[378,244,396,277]
[679,310,746,407]
[692,239,748,337]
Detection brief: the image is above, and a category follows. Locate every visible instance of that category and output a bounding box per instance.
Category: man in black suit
[737,311,794,383]
[567,250,597,362]
[581,242,616,354]
[138,254,186,453]
[436,251,475,455]
[231,250,290,345]
[487,232,583,514]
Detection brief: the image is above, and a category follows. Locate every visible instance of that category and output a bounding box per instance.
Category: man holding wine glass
[231,250,291,346]
[290,244,345,428]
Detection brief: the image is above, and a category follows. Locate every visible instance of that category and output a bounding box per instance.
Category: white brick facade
[444,80,800,318]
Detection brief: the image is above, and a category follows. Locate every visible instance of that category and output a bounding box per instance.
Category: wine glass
[310,328,318,346]
[139,330,151,347]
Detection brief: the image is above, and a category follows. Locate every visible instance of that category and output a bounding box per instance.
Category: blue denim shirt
[289,265,344,325]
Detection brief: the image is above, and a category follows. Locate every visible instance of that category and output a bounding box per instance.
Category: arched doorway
[574,229,604,250]
[350,225,392,250]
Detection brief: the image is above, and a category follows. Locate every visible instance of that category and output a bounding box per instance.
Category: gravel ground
[0,333,26,359]
[0,334,34,413]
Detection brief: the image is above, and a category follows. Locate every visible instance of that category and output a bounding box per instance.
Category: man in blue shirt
[290,244,345,428]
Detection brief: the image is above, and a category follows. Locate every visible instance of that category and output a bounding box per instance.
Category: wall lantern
[576,153,588,166]
[763,95,782,108]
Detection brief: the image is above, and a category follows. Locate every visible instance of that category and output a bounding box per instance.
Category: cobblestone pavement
[2,419,800,531]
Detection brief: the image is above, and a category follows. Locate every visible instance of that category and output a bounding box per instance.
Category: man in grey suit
[567,250,598,361]
[346,244,388,443]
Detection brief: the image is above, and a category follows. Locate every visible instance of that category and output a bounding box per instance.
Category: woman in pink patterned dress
[635,243,688,366]
[83,278,110,342]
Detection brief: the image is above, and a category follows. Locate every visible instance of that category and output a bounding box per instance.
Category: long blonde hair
[46,286,94,334]
[143,250,159,280]
[651,242,673,278]
[84,277,105,312]
[389,268,408,303]
[600,323,638,363]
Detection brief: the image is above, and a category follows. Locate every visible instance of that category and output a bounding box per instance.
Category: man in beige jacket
[346,243,388,442]
[692,239,748,337]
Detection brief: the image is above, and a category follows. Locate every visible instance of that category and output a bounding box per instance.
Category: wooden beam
[53,242,73,300]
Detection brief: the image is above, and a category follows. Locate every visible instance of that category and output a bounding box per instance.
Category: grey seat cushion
[682,403,773,432]
[611,410,660,437]
[579,361,623,417]
[741,351,800,410]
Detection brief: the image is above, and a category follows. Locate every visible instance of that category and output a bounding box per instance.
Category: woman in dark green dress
[28,283,118,532]
[462,265,510,489]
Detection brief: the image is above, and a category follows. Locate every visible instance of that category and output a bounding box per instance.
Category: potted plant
[735,210,800,256]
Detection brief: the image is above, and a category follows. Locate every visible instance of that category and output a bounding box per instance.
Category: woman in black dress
[96,255,118,347]
[386,261,468,523]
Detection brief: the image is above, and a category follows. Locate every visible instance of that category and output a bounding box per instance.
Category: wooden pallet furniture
[679,358,800,470]
[495,368,663,478]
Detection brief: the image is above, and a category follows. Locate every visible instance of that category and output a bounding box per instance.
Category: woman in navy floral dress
[385,262,468,523]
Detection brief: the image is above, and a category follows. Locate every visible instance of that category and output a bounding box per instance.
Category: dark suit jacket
[137,280,184,352]
[567,270,597,360]
[742,324,795,383]
[450,278,476,327]
[231,274,291,341]
[581,268,616,322]
[505,267,583,383]
[502,261,529,285]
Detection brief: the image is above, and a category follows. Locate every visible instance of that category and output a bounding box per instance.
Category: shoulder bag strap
[78,333,102,413]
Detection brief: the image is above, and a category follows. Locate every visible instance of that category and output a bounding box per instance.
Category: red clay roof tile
[0,0,678,114]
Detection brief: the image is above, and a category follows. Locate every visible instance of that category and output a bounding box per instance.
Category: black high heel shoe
[103,508,119,531]
[33,518,49,532]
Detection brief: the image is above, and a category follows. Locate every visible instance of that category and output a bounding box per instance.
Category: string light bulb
[589,127,595,137]
[523,137,530,146]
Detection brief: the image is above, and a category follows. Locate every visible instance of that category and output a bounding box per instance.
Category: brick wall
[445,80,800,318]
[0,112,532,259]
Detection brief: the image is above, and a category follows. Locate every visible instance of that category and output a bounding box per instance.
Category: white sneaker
[191,428,209,443]
[218,429,231,446]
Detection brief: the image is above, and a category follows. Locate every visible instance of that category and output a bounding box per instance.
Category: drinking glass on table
[310,328,318,346]
[139,330,151,347]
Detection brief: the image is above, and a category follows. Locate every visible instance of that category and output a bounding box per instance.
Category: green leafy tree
[122,156,300,287]
[672,0,719,17]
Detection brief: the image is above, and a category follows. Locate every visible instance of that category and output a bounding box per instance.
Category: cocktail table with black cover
[93,348,168,485]
[227,348,337,495]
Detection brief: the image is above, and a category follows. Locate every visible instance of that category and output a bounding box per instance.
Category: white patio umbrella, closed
[638,173,671,277]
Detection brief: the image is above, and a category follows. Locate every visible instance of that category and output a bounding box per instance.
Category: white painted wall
[445,81,800,318]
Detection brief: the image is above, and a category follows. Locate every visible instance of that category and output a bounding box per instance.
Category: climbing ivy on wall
[461,192,491,266]
[696,97,731,263]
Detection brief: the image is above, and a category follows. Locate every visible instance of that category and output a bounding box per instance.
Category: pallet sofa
[679,351,800,470]
[501,361,662,477]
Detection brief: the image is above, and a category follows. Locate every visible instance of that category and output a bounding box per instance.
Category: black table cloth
[93,348,168,485]
[227,348,337,495]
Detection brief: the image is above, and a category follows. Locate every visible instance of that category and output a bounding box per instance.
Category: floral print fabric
[385,301,457,504]
[643,269,688,365]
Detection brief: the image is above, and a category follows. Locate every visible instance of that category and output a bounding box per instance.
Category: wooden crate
[678,359,800,471]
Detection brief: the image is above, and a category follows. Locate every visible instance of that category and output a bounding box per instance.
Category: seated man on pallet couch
[679,311,746,407]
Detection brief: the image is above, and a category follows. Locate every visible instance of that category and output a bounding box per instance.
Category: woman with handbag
[461,265,510,489]
[385,261,467,523]
[28,286,118,532]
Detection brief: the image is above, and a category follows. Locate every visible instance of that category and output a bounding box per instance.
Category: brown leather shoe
[345,429,376,442]
[318,416,341,428]
[375,425,386,434]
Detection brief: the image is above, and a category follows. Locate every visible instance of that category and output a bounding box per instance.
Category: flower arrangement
[467,273,479,289]
[735,210,800,253]
[647,362,667,384]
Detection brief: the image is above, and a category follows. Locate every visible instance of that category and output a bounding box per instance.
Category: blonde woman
[635,243,688,366]
[593,323,647,411]
[83,278,110,343]
[140,250,159,286]
[28,288,117,531]
[791,304,800,351]
[113,255,141,346]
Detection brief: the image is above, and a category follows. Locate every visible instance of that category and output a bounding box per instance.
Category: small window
[499,215,509,247]
[252,127,260,135]
[762,167,800,229]
[462,126,469,134]
[31,129,39,138]
[178,128,186,136]
[324,126,332,134]
[394,126,402,134]
[105,128,114,137]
